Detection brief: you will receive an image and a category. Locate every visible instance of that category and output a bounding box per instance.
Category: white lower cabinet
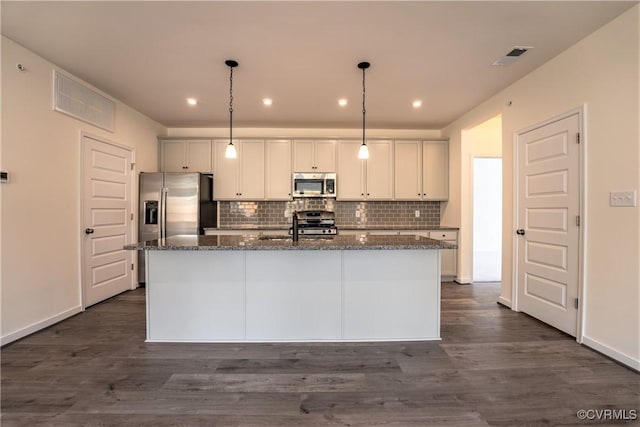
[429,230,457,280]
[397,230,457,280]
[146,249,441,342]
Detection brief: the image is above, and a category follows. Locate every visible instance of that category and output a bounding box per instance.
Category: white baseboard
[497,296,512,308]
[1,305,83,346]
[582,335,640,371]
[454,277,472,285]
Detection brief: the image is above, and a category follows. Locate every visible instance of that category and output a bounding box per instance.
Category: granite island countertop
[209,225,459,232]
[125,233,456,251]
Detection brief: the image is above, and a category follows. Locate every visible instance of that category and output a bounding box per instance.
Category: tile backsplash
[219,200,441,228]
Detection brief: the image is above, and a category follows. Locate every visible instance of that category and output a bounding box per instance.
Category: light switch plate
[610,191,637,207]
[415,210,420,218]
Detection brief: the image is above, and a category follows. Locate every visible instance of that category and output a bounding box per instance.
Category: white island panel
[343,250,440,340]
[245,251,342,340]
[147,251,245,341]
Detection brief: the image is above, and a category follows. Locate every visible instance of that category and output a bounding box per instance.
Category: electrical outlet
[355,210,361,218]
[284,210,288,217]
[415,210,420,218]
[610,191,637,207]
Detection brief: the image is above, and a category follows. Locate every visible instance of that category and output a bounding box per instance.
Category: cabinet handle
[367,193,370,196]
[361,193,364,196]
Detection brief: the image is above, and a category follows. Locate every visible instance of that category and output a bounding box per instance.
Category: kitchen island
[125,234,454,343]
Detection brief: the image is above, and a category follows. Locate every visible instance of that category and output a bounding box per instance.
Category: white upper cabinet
[265,139,292,200]
[293,139,337,172]
[337,140,365,199]
[422,141,448,200]
[366,140,394,200]
[159,139,212,173]
[337,140,393,200]
[213,139,265,200]
[394,140,448,201]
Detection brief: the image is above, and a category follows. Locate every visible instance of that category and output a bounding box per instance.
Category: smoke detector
[492,46,533,66]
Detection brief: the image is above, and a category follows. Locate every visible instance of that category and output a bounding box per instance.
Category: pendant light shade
[357,61,370,160]
[358,143,369,159]
[225,59,238,159]
[225,142,237,159]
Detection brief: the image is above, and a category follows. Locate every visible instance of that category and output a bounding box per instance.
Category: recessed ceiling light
[412,100,423,108]
[186,98,197,106]
[338,99,348,107]
[262,98,273,106]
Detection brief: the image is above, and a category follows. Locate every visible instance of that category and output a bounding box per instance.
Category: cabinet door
[366,140,394,200]
[160,140,186,172]
[293,140,315,172]
[422,141,448,200]
[429,231,457,279]
[266,139,292,200]
[394,140,422,200]
[440,246,456,277]
[213,140,239,199]
[337,140,365,200]
[239,140,265,199]
[315,140,337,172]
[185,140,212,173]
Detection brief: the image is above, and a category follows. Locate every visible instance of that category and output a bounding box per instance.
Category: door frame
[511,106,586,343]
[80,131,137,309]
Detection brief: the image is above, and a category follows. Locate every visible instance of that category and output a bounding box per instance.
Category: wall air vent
[53,70,115,132]
[492,46,533,66]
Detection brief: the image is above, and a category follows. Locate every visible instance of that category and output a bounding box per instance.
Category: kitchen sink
[258,235,291,241]
[258,235,334,241]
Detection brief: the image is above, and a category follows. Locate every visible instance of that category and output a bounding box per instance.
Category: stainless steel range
[289,210,337,235]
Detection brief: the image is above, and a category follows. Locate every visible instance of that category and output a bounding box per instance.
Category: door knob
[516,229,525,235]
[85,228,95,234]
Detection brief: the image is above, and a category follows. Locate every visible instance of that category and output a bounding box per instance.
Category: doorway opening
[458,114,502,284]
[472,157,502,282]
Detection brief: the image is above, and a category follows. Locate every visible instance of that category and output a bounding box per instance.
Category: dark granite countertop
[209,225,459,232]
[125,234,456,251]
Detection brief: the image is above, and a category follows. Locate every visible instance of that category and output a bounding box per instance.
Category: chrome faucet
[292,211,299,242]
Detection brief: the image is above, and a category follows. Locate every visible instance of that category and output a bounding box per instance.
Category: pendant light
[225,59,238,159]
[357,61,370,160]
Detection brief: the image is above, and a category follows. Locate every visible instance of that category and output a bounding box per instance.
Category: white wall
[442,6,639,368]
[0,37,166,344]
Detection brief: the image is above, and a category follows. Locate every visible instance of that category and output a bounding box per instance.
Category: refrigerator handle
[159,188,167,239]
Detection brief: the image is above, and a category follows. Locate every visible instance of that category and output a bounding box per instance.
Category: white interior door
[516,113,580,336]
[82,135,134,307]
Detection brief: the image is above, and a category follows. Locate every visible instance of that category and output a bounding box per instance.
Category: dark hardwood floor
[2,282,638,426]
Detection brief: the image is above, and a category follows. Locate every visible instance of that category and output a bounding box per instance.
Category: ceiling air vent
[53,70,115,132]
[492,46,533,66]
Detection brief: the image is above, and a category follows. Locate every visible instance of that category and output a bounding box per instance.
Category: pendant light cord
[361,66,366,146]
[229,65,234,144]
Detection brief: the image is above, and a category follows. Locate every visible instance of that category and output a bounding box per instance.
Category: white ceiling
[1,1,636,129]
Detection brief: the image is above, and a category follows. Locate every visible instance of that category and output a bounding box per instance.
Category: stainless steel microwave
[292,172,336,198]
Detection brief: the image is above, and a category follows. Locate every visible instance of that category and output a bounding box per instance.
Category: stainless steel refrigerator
[138,172,217,283]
